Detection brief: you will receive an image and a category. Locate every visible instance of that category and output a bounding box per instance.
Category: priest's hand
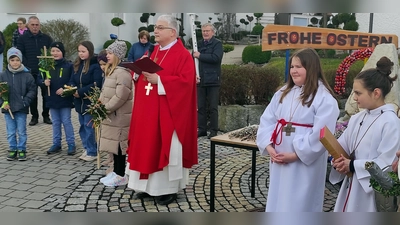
[332,155,350,174]
[275,152,298,164]
[143,72,159,84]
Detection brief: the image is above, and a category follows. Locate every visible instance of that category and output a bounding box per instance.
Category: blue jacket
[0,66,37,114]
[128,41,152,62]
[37,58,74,109]
[68,57,103,114]
[197,36,223,87]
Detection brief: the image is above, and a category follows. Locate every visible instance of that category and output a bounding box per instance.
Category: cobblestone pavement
[0,94,341,212]
[0,46,340,212]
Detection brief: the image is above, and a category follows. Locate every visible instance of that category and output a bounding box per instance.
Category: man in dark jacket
[17,15,53,126]
[193,23,223,138]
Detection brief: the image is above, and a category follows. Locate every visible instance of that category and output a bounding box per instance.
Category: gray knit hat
[106,40,127,60]
[7,47,23,62]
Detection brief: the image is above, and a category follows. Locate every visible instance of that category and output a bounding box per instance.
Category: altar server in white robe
[330,56,400,212]
[257,48,340,212]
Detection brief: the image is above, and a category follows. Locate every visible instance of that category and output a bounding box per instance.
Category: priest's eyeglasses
[154,25,174,30]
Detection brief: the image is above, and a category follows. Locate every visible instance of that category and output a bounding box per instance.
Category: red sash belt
[270,119,313,145]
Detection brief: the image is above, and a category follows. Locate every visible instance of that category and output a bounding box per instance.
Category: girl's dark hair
[355,56,397,98]
[97,49,107,63]
[73,41,95,74]
[279,48,336,107]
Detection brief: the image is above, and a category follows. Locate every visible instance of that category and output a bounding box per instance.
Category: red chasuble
[127,39,198,177]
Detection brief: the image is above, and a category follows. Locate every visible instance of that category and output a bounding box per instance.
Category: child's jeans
[4,112,27,151]
[50,107,75,147]
[78,113,97,156]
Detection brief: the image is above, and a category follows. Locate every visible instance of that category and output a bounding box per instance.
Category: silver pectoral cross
[284,122,295,136]
[145,82,153,95]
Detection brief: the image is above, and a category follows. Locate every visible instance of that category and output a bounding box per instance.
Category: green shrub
[2,22,17,69]
[103,40,132,58]
[41,19,89,60]
[111,17,124,27]
[327,49,336,58]
[242,45,271,64]
[219,64,282,105]
[231,33,243,41]
[223,44,234,53]
[251,24,264,37]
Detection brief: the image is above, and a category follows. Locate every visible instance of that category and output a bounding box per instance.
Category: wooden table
[209,131,258,212]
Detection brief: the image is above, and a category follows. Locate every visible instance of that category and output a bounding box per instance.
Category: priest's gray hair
[157,14,178,35]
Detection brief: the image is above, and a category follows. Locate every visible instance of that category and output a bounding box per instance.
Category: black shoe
[6,151,17,161]
[17,151,27,161]
[208,131,218,139]
[43,117,52,124]
[155,194,177,205]
[47,145,62,154]
[197,131,207,138]
[29,118,38,126]
[135,192,152,199]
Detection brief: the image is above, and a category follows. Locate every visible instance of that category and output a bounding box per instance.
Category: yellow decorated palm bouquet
[0,82,14,119]
[61,85,77,97]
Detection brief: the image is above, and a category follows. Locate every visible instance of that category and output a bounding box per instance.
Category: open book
[320,126,352,177]
[120,57,163,75]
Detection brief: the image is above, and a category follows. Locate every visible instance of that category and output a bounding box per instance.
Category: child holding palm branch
[0,47,37,161]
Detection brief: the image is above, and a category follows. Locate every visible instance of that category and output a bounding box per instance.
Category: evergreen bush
[251,24,264,37]
[2,22,17,69]
[242,45,271,64]
[223,44,234,54]
[219,64,281,105]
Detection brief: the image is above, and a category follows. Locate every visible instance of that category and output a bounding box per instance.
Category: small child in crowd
[38,42,76,155]
[0,47,37,161]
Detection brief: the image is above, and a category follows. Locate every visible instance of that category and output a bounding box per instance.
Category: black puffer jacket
[16,30,53,76]
[0,66,37,114]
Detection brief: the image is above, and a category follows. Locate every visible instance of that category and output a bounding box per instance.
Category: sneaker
[103,174,128,187]
[47,145,62,154]
[79,150,87,160]
[17,151,27,161]
[100,171,117,183]
[6,150,17,161]
[81,155,97,162]
[67,144,76,155]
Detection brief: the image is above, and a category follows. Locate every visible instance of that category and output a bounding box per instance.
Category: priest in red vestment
[125,14,198,205]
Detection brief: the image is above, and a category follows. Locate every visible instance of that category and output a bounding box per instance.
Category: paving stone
[0,206,23,212]
[25,192,51,201]
[64,205,85,211]
[2,198,28,207]
[7,190,32,198]
[20,200,47,208]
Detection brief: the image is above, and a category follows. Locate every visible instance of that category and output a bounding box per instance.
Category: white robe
[256,82,339,212]
[329,104,400,212]
[125,43,189,196]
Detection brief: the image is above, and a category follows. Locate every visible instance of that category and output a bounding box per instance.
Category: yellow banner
[262,25,398,51]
